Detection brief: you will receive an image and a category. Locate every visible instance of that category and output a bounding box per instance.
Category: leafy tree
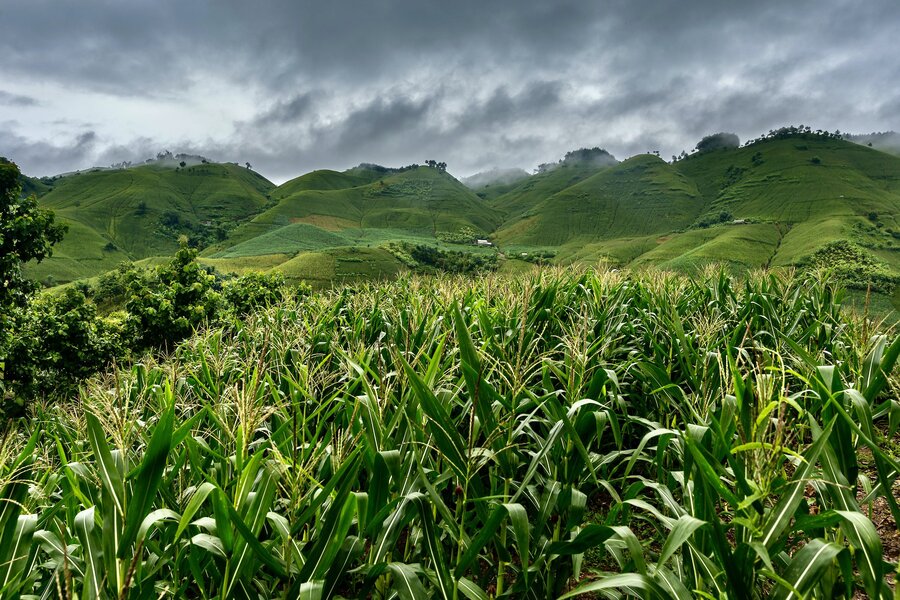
[0,158,67,396]
[3,289,128,407]
[0,159,67,313]
[125,243,222,349]
[223,271,309,316]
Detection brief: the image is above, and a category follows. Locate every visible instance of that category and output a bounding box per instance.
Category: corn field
[1,267,899,599]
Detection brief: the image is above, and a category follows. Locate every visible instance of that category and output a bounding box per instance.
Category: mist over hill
[461,168,530,189]
[845,132,900,156]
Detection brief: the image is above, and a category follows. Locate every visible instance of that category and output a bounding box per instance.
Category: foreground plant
[2,267,898,598]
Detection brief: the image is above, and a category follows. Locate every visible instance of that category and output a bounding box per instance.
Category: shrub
[125,244,222,350]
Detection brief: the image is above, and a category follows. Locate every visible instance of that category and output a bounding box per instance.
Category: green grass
[274,246,405,286]
[494,155,703,247]
[207,166,503,256]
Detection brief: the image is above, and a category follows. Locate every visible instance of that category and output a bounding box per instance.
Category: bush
[223,271,309,316]
[125,244,222,350]
[802,240,898,292]
[2,289,129,411]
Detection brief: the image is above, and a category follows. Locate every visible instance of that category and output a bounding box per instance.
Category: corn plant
[2,266,898,598]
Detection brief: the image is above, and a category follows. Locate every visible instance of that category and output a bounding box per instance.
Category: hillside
[203,166,504,265]
[18,132,900,295]
[494,154,703,249]
[487,136,900,277]
[26,163,274,283]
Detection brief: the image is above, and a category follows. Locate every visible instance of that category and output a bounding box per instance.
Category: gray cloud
[0,90,38,107]
[1,0,898,181]
[0,128,97,175]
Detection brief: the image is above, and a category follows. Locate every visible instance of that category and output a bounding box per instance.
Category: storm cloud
[1,0,898,181]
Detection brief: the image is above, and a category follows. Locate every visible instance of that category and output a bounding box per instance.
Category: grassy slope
[27,163,274,282]
[673,137,900,268]
[488,164,603,217]
[494,155,704,250]
[489,138,900,274]
[207,166,503,257]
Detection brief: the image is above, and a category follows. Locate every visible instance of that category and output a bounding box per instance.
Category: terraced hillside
[26,163,274,283]
[493,155,703,248]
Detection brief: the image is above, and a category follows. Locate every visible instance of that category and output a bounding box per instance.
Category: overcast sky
[1,1,898,183]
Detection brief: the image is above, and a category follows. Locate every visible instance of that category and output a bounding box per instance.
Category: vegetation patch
[802,240,899,292]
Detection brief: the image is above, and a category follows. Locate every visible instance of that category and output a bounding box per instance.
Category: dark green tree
[0,158,67,406]
[125,242,222,349]
[0,158,67,312]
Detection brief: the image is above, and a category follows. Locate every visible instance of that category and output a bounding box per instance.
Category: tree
[0,158,67,402]
[0,159,66,315]
[125,242,222,350]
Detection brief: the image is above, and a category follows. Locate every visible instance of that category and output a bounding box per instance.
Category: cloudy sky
[1,0,898,183]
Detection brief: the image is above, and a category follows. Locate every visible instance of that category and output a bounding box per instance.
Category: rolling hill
[25,162,274,283]
[489,135,900,276]
[17,131,900,294]
[201,165,504,265]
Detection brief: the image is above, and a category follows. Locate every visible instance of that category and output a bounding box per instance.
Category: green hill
[489,136,900,279]
[26,163,274,283]
[205,166,503,258]
[494,155,703,250]
[18,132,900,297]
[672,136,900,268]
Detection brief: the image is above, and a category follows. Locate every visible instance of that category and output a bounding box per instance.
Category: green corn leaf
[454,504,507,577]
[191,533,226,558]
[387,562,427,600]
[85,412,125,517]
[846,389,900,526]
[863,334,900,402]
[654,565,695,600]
[0,513,37,593]
[834,510,883,599]
[297,581,324,600]
[410,493,453,600]
[136,508,180,545]
[175,481,217,540]
[298,489,357,582]
[225,463,284,594]
[557,573,669,599]
[657,515,706,568]
[771,539,846,600]
[458,577,489,600]
[401,358,469,483]
[546,524,615,555]
[75,506,103,599]
[34,529,85,578]
[120,397,174,557]
[760,416,835,547]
